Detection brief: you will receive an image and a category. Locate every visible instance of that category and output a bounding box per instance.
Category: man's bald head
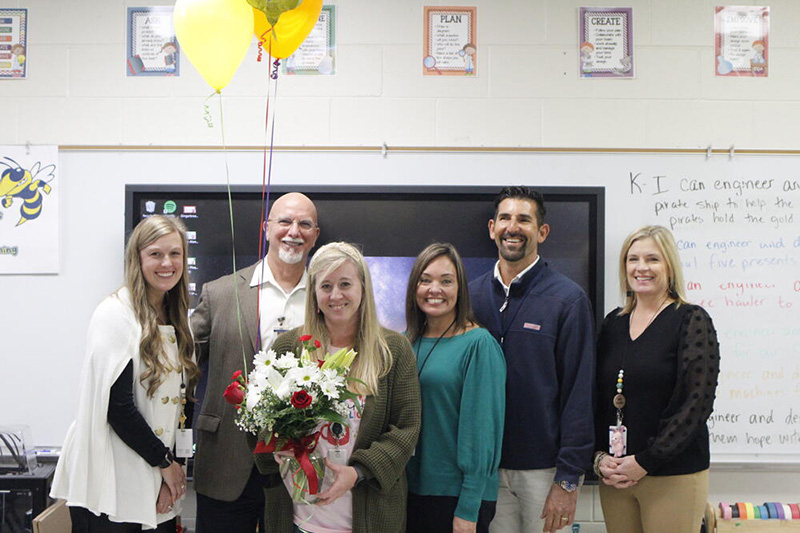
[266,192,320,265]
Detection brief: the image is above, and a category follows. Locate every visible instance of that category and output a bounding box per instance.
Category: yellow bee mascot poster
[0,145,59,273]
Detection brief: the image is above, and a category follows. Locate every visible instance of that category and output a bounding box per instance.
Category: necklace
[415,318,456,377]
[614,295,670,419]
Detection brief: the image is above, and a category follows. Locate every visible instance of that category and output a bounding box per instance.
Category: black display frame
[125,185,605,326]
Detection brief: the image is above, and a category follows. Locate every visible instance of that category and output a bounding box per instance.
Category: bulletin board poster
[579,7,634,78]
[714,6,769,77]
[423,7,477,76]
[127,7,180,77]
[0,146,60,274]
[0,9,28,80]
[284,5,336,75]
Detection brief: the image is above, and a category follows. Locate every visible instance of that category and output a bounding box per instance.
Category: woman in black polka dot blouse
[593,225,720,533]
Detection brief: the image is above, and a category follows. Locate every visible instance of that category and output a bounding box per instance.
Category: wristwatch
[159,449,174,469]
[555,480,578,493]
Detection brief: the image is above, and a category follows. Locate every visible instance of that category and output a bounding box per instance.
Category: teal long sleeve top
[406,327,506,522]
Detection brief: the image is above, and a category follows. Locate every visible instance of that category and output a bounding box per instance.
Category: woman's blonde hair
[124,215,199,397]
[303,242,391,396]
[618,225,688,315]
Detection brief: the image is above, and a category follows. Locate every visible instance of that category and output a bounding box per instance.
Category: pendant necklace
[415,318,456,377]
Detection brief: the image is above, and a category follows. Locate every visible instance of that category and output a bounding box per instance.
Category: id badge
[328,448,347,465]
[175,429,193,458]
[608,425,627,457]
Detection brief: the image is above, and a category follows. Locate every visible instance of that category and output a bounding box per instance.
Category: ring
[561,517,568,521]
[181,484,185,489]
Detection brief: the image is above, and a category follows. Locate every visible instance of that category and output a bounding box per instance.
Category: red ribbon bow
[255,433,322,494]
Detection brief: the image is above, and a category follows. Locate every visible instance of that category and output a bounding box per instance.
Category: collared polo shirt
[493,255,540,296]
[250,260,308,351]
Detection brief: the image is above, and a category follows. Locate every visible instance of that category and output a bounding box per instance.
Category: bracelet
[593,452,608,478]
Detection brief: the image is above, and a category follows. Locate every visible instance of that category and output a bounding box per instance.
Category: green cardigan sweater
[254,328,421,533]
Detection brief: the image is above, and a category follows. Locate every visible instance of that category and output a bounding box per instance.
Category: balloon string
[255,40,275,354]
[218,90,250,376]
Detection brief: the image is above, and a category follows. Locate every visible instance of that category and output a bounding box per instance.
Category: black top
[595,303,720,476]
[107,360,170,468]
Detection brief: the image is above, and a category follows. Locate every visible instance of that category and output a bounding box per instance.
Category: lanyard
[415,318,456,377]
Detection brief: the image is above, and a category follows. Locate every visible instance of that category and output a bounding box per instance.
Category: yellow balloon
[253,0,323,60]
[174,0,254,91]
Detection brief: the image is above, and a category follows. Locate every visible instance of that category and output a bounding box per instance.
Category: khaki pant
[489,468,556,533]
[598,469,709,533]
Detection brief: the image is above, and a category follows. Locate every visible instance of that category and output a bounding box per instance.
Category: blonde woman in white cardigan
[52,215,199,531]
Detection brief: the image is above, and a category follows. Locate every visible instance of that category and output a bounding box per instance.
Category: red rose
[223,382,245,405]
[231,370,242,381]
[291,390,313,409]
[314,339,322,349]
[299,334,313,342]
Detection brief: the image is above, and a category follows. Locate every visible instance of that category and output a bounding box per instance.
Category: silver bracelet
[593,452,608,479]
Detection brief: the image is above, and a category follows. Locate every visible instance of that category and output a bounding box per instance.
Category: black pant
[196,466,268,533]
[406,492,497,533]
[69,506,176,532]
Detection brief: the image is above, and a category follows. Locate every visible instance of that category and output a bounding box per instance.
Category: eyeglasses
[270,218,317,232]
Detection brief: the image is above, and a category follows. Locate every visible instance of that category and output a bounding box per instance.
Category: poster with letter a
[579,7,634,78]
[715,6,769,77]
[423,7,477,76]
[127,7,180,76]
[0,8,28,79]
[0,146,60,274]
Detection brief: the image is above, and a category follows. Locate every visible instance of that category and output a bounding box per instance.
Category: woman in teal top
[405,243,506,533]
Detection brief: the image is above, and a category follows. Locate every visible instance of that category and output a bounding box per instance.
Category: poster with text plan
[0,9,27,80]
[715,6,769,77]
[423,7,477,76]
[0,146,59,274]
[579,7,634,78]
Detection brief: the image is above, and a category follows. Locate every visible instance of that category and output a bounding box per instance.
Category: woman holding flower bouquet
[256,241,421,533]
[404,243,506,533]
[51,215,199,532]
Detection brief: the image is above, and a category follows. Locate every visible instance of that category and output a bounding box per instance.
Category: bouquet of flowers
[223,335,360,503]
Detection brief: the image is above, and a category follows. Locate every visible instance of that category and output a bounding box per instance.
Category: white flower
[253,349,277,369]
[266,366,286,393]
[275,377,298,400]
[246,383,264,410]
[249,370,269,389]
[320,379,341,400]
[275,352,299,370]
[287,365,321,388]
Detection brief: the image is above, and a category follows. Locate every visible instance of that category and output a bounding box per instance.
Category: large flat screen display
[125,185,605,328]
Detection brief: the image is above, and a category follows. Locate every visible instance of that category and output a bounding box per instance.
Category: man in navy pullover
[469,186,595,533]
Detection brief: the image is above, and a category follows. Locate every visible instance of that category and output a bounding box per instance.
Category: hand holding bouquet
[224,335,360,503]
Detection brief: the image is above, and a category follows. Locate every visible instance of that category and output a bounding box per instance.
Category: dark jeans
[69,506,176,532]
[196,466,268,533]
[406,492,497,533]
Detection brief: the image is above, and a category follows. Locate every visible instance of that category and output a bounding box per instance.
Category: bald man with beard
[191,193,320,532]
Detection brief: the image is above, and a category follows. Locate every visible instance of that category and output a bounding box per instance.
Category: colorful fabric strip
[753,505,761,519]
[720,502,733,520]
[766,502,779,519]
[782,504,792,520]
[744,502,755,519]
[759,505,769,520]
[735,503,745,519]
[789,503,800,520]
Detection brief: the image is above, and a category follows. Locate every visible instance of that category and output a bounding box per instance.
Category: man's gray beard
[278,247,304,265]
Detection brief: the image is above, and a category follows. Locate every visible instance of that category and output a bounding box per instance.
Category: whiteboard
[11,148,800,464]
